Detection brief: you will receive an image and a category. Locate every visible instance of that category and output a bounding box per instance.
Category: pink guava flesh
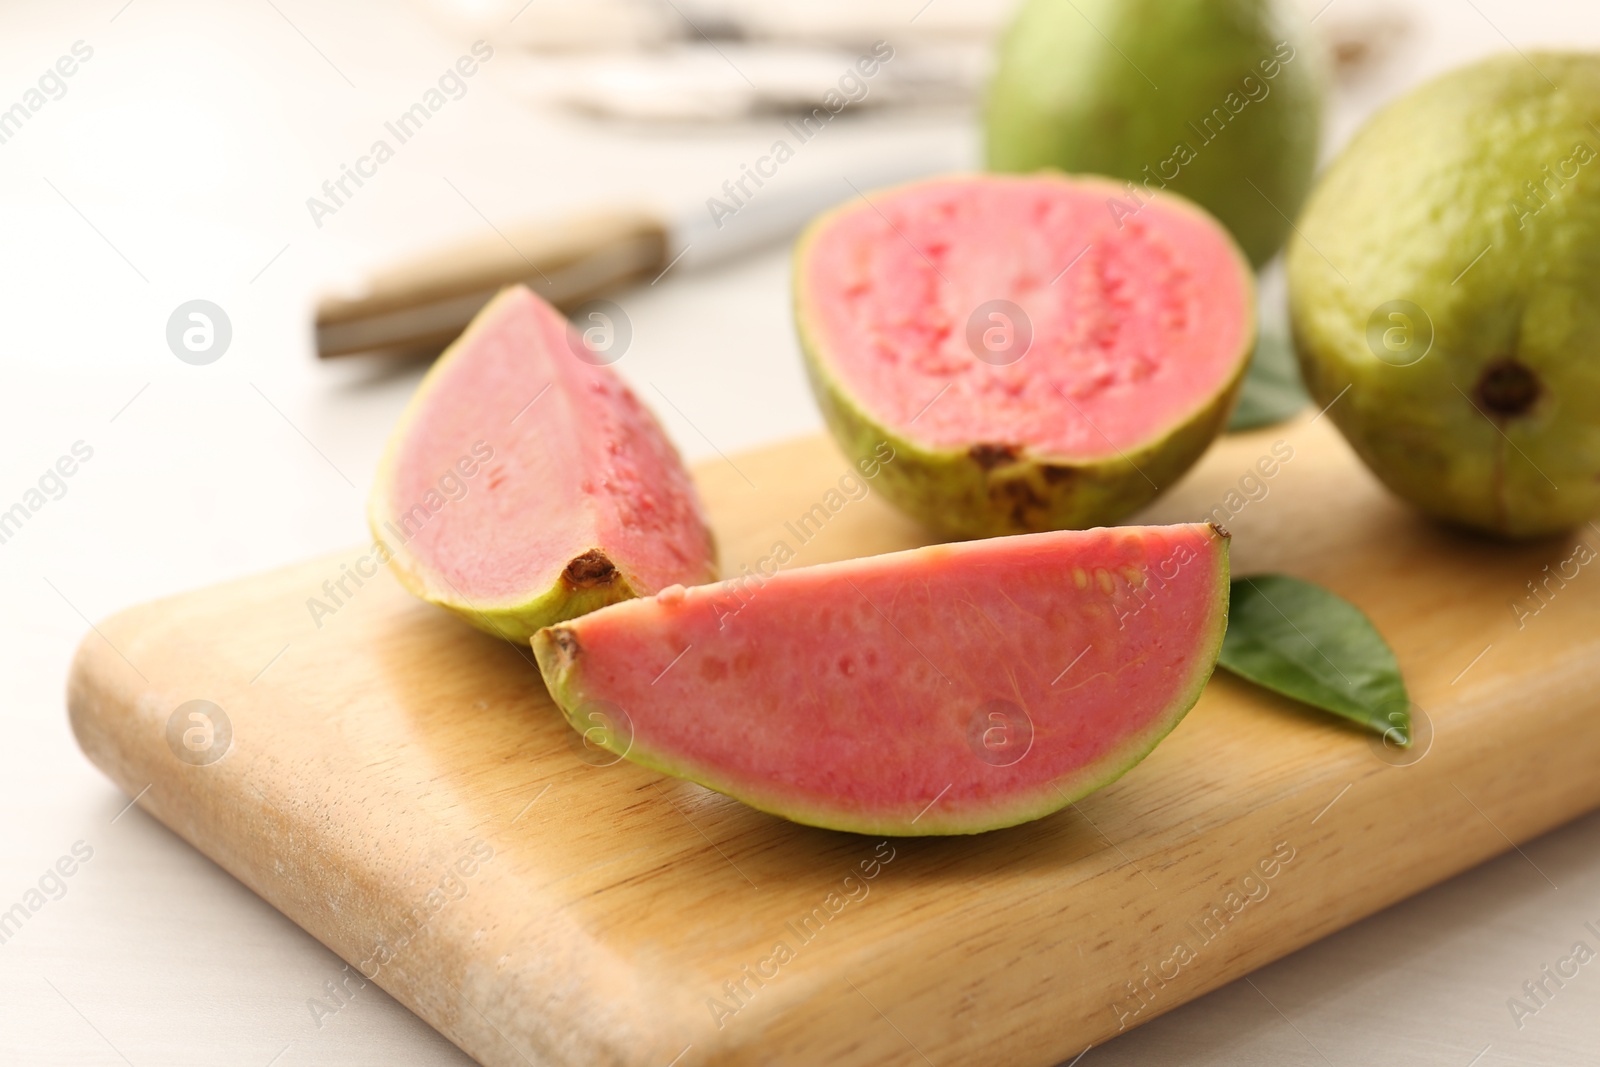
[800,175,1251,458]
[373,286,715,636]
[534,523,1229,835]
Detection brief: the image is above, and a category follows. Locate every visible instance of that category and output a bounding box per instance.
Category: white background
[1,0,1598,1064]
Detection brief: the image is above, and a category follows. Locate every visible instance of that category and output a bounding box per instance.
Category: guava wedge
[370,286,716,640]
[1289,52,1600,538]
[794,174,1255,539]
[985,0,1324,268]
[533,523,1230,836]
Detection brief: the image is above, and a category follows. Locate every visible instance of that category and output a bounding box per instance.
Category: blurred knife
[313,147,964,358]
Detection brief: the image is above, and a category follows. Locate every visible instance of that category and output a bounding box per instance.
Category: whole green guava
[1289,52,1600,538]
[985,0,1324,268]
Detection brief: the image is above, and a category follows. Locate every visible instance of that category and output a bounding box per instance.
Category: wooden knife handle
[315,209,669,358]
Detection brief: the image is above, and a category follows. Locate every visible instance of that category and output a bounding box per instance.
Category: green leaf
[1218,574,1411,743]
[1228,320,1309,431]
[1229,263,1309,432]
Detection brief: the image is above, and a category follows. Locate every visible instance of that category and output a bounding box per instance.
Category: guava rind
[379,541,642,642]
[793,174,1256,540]
[985,0,1324,268]
[801,347,1244,539]
[1288,51,1600,538]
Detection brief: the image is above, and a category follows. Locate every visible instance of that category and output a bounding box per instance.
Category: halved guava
[794,173,1255,539]
[370,286,716,640]
[533,523,1229,836]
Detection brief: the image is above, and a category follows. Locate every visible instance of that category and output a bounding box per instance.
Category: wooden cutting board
[67,415,1600,1067]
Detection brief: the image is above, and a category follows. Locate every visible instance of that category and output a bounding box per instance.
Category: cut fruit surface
[795,173,1255,537]
[370,286,716,639]
[534,523,1230,836]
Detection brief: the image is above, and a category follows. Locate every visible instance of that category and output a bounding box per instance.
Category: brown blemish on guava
[563,550,618,588]
[990,477,1047,529]
[1207,520,1232,540]
[1475,359,1541,419]
[969,443,1021,470]
[1040,464,1076,485]
[998,478,1045,509]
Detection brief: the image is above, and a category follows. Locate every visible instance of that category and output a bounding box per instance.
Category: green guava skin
[985,0,1324,268]
[1289,52,1600,538]
[799,348,1245,540]
[793,178,1256,541]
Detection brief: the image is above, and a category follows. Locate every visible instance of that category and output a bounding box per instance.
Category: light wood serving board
[68,416,1600,1067]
